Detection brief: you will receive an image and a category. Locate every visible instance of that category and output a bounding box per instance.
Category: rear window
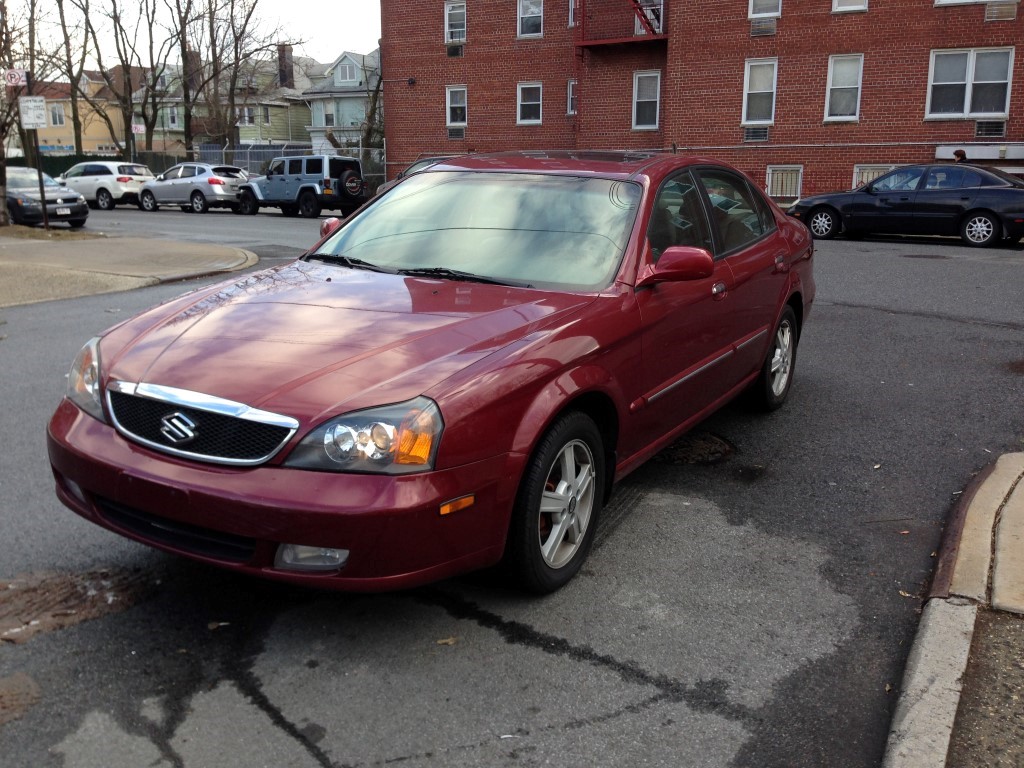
[212,166,246,179]
[119,164,152,176]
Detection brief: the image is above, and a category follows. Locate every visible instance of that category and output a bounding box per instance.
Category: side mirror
[320,217,342,239]
[864,183,877,195]
[636,246,715,288]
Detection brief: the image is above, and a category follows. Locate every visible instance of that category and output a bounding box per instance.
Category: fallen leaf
[899,530,910,535]
[873,464,881,470]
[899,590,913,598]
[436,636,457,646]
[207,621,230,630]
[885,683,893,693]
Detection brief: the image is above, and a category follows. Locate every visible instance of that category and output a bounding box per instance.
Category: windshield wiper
[397,267,529,287]
[306,253,396,273]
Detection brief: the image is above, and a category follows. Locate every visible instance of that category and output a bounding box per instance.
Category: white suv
[60,161,155,210]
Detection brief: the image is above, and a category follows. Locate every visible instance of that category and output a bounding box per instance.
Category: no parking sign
[4,69,28,87]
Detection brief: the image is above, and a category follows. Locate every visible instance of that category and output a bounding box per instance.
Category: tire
[960,212,1000,247]
[69,220,86,229]
[140,191,159,212]
[95,188,115,210]
[807,207,840,239]
[749,305,799,412]
[505,412,605,594]
[339,169,364,201]
[297,191,321,218]
[190,191,209,214]
[237,190,259,215]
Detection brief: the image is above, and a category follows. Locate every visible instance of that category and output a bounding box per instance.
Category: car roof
[426,150,717,181]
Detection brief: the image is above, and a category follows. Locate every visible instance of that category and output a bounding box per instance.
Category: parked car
[47,151,814,595]
[375,155,458,197]
[5,167,88,228]
[787,163,1024,247]
[139,163,247,213]
[236,154,367,217]
[59,161,154,210]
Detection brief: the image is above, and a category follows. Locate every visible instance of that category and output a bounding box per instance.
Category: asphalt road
[1,211,1022,767]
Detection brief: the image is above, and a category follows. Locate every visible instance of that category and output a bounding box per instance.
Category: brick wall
[381,0,1023,194]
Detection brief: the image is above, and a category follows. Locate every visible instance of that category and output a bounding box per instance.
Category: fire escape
[573,0,669,49]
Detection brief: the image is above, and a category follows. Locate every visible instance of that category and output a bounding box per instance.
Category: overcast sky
[258,0,382,62]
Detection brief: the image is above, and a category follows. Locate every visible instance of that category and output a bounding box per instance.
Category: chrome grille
[106,382,298,466]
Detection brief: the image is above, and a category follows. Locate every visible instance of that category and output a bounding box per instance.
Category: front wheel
[190,191,209,214]
[505,412,605,594]
[140,191,159,212]
[807,207,840,239]
[960,212,1000,247]
[237,190,259,215]
[749,306,799,411]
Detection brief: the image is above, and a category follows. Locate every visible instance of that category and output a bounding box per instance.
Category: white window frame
[749,0,781,19]
[852,164,898,187]
[262,106,271,125]
[926,47,1014,119]
[632,70,661,130]
[568,0,576,27]
[517,82,543,124]
[567,79,578,114]
[519,0,543,37]
[635,0,664,34]
[446,85,468,126]
[334,62,357,86]
[833,0,867,9]
[236,106,255,126]
[766,165,803,201]
[324,102,335,127]
[445,2,467,43]
[168,105,179,128]
[825,54,863,121]
[742,58,778,125]
[50,103,66,127]
[933,0,988,4]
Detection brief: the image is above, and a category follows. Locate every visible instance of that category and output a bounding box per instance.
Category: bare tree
[55,0,92,153]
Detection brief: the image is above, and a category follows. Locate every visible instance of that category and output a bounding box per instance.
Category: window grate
[975,120,1006,138]
[743,126,770,142]
[985,2,1017,21]
[767,166,802,201]
[448,127,465,140]
[446,44,464,57]
[751,18,777,36]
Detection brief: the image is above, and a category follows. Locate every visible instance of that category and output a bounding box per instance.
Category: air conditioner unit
[743,126,770,142]
[447,45,464,57]
[975,120,1006,138]
[751,18,777,36]
[448,127,465,140]
[985,2,1016,21]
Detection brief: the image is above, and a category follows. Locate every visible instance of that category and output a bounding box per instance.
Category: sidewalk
[884,452,1024,767]
[0,231,257,308]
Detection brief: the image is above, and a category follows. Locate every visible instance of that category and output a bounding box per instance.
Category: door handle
[712,282,728,298]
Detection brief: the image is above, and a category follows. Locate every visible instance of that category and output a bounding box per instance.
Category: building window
[568,0,576,26]
[635,1,664,34]
[50,104,66,127]
[852,164,898,186]
[826,54,863,121]
[262,106,271,125]
[927,48,1013,118]
[749,0,781,18]
[567,79,577,114]
[833,0,867,10]
[633,70,660,129]
[334,63,356,86]
[236,106,255,125]
[518,82,542,124]
[445,2,466,42]
[743,59,777,124]
[766,165,802,203]
[447,86,467,126]
[168,105,179,128]
[519,0,543,37]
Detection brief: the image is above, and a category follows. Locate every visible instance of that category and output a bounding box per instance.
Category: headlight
[285,397,443,474]
[67,337,106,422]
[77,194,86,203]
[16,196,42,209]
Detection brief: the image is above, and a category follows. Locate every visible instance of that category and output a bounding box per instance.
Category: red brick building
[379,0,1023,199]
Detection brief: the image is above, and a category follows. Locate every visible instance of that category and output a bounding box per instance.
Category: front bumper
[11,200,89,225]
[47,399,521,591]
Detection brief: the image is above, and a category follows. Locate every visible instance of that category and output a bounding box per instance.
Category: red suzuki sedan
[47,151,814,594]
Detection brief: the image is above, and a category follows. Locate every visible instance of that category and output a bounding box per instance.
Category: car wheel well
[786,292,804,334]
[544,392,619,503]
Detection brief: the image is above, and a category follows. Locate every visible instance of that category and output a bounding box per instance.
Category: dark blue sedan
[787,163,1024,247]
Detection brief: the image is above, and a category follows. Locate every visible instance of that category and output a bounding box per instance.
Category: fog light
[64,477,87,504]
[274,544,349,572]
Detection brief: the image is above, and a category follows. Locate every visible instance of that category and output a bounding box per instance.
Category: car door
[634,170,739,441]
[286,157,303,201]
[695,169,790,382]
[850,167,924,233]
[913,166,981,236]
[173,165,199,203]
[264,159,287,201]
[154,166,182,202]
[62,164,89,199]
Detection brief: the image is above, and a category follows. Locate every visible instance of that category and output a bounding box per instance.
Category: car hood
[8,183,81,201]
[102,260,593,424]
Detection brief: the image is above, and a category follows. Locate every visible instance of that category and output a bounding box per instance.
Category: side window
[924,167,965,189]
[163,166,182,180]
[698,171,769,253]
[179,166,198,179]
[288,158,303,174]
[306,157,324,175]
[646,171,713,261]
[65,166,83,178]
[267,159,285,176]
[871,167,923,192]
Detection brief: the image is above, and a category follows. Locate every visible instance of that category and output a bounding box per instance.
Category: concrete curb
[882,453,1024,767]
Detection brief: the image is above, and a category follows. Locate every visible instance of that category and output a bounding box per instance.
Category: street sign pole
[33,128,48,230]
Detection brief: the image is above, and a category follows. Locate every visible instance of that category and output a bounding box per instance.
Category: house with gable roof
[304,49,381,154]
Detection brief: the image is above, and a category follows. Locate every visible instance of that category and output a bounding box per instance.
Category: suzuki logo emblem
[160,412,197,444]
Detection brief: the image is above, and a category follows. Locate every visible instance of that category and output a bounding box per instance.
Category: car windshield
[7,167,58,187]
[316,171,642,291]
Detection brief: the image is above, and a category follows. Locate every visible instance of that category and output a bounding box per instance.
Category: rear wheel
[505,412,605,594]
[749,306,798,412]
[140,191,159,212]
[95,188,115,210]
[807,207,840,239]
[960,212,1000,247]
[190,191,209,213]
[298,191,321,218]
